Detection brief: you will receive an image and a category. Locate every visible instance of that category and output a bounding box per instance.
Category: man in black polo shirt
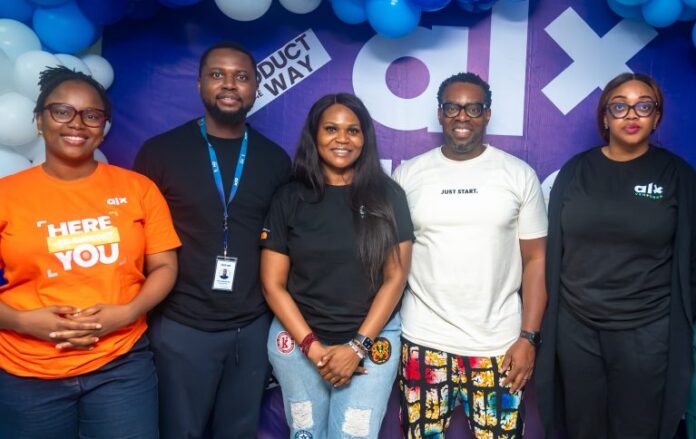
[134,42,290,438]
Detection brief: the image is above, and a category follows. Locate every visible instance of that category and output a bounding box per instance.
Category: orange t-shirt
[0,163,181,379]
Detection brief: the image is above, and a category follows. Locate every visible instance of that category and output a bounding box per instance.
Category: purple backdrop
[96,1,696,437]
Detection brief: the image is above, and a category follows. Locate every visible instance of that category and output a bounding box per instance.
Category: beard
[204,100,252,126]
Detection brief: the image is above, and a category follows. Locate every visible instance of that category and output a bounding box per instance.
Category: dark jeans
[149,312,271,439]
[0,335,158,439]
[556,305,669,439]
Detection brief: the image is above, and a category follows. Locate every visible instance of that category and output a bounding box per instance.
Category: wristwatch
[355,333,374,351]
[519,330,541,346]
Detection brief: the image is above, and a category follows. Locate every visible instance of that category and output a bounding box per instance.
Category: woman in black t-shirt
[260,93,413,438]
[537,73,696,439]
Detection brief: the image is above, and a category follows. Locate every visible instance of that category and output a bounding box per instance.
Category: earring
[603,124,608,130]
[37,129,43,136]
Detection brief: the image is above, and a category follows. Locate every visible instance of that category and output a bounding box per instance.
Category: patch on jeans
[369,337,391,364]
[294,430,313,439]
[276,331,295,354]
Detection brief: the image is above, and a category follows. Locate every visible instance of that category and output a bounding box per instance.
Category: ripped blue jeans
[268,314,400,439]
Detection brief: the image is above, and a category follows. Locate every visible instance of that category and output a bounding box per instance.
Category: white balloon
[31,145,46,164]
[104,120,112,136]
[81,54,114,89]
[94,148,109,163]
[0,92,38,147]
[13,50,63,101]
[12,135,45,163]
[0,147,32,178]
[215,0,272,21]
[279,0,322,14]
[0,49,13,94]
[55,54,92,76]
[0,19,41,62]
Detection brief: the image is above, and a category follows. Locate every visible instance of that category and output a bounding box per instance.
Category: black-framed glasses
[43,103,107,128]
[606,101,658,119]
[440,102,488,119]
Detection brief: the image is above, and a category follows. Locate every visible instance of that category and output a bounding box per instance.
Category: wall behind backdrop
[100,0,696,187]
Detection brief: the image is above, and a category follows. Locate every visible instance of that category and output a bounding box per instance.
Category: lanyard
[199,117,248,256]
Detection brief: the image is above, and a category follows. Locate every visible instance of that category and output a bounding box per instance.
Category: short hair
[596,72,664,142]
[198,41,258,82]
[33,66,112,121]
[437,72,492,108]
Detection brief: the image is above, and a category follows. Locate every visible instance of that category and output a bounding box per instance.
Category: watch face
[362,338,374,351]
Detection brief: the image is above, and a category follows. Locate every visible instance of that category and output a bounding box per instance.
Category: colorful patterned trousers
[399,337,523,439]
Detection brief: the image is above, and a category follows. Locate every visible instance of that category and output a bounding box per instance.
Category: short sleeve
[387,181,415,243]
[518,166,548,240]
[141,179,181,254]
[260,185,295,255]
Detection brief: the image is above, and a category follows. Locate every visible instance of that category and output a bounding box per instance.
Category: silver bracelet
[347,340,365,359]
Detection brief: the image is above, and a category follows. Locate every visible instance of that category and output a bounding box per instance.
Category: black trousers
[556,305,669,439]
[148,312,271,439]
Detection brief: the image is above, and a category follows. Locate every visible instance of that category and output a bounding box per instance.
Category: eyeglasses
[606,101,658,119]
[440,102,488,119]
[43,103,107,128]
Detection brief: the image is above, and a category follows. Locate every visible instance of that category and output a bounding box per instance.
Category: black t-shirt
[134,119,290,331]
[261,179,414,344]
[560,146,677,329]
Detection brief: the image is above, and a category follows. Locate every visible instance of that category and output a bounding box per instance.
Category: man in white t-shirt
[393,72,548,438]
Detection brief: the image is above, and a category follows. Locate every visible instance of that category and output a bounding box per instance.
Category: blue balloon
[158,0,202,8]
[615,0,647,5]
[0,0,36,22]
[455,0,476,12]
[33,1,99,53]
[78,0,130,24]
[679,5,696,21]
[641,0,682,27]
[410,0,450,12]
[607,0,643,19]
[28,0,69,5]
[366,0,421,38]
[126,0,162,20]
[331,0,367,24]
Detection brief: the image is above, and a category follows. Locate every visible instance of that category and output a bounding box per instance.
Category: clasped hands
[307,342,367,388]
[16,303,137,350]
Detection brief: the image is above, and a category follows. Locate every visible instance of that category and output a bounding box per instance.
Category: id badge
[212,256,237,291]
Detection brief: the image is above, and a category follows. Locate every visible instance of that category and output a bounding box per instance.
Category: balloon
[279,0,322,14]
[411,0,450,11]
[33,1,99,53]
[158,0,203,7]
[0,50,13,94]
[13,50,63,101]
[680,5,696,20]
[55,53,91,75]
[12,134,44,162]
[28,0,70,5]
[331,0,367,24]
[0,0,36,23]
[366,0,421,38]
[0,19,41,61]
[82,54,114,89]
[0,92,37,147]
[455,0,476,12]
[126,0,162,20]
[0,147,32,178]
[78,0,131,24]
[641,0,682,27]
[614,0,648,5]
[94,148,109,163]
[104,120,112,136]
[684,0,696,9]
[607,0,643,19]
[214,0,272,21]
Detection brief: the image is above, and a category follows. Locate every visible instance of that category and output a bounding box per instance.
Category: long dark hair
[292,93,399,286]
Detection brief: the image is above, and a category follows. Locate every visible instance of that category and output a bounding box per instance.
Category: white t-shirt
[392,145,548,356]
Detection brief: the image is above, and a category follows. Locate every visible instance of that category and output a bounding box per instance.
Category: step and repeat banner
[101,0,696,191]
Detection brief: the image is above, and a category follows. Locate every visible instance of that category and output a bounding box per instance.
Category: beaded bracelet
[347,340,365,360]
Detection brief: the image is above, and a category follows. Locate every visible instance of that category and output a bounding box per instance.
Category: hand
[55,304,137,349]
[317,344,367,388]
[500,338,536,393]
[15,305,102,349]
[306,342,331,368]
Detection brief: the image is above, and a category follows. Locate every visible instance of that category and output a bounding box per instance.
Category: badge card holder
[212,256,237,291]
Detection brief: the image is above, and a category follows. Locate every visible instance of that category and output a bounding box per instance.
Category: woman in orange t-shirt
[0,66,181,438]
